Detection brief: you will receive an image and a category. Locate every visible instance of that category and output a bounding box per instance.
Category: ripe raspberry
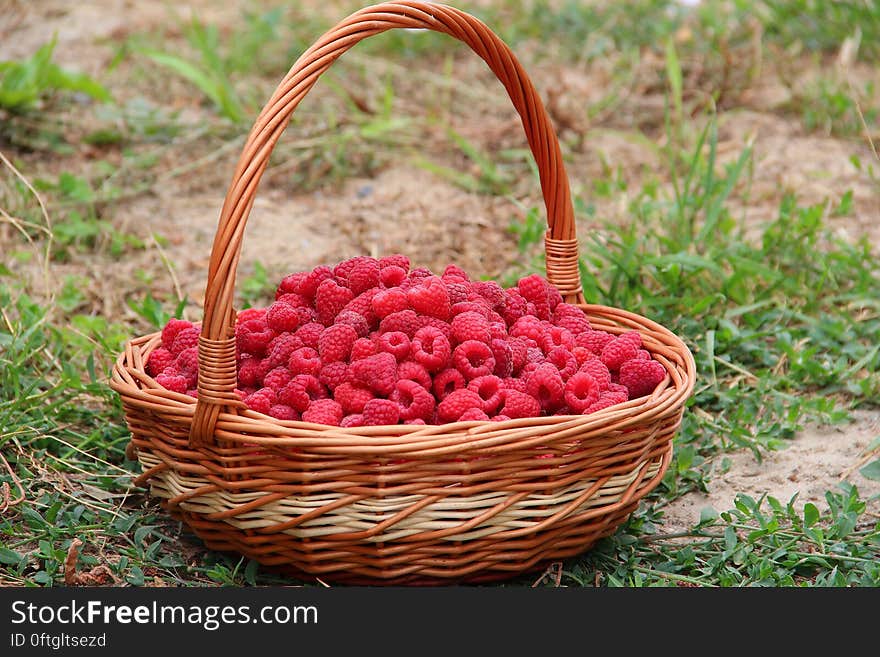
[407,276,451,320]
[170,326,200,356]
[540,326,575,353]
[161,318,194,350]
[445,282,470,305]
[266,301,302,333]
[502,376,528,394]
[585,390,629,414]
[236,307,266,324]
[526,363,565,412]
[453,340,496,381]
[276,271,308,298]
[349,352,397,396]
[334,382,375,415]
[362,398,400,426]
[334,256,374,285]
[244,388,277,415]
[278,374,326,413]
[442,264,469,282]
[379,254,410,272]
[348,258,381,295]
[498,389,541,419]
[414,315,453,341]
[636,349,652,360]
[334,310,371,338]
[319,361,349,392]
[411,326,451,373]
[407,267,433,282]
[546,284,563,311]
[237,356,261,388]
[372,288,410,318]
[295,322,324,350]
[376,331,411,362]
[437,389,484,422]
[467,375,504,415]
[571,346,594,366]
[459,408,489,421]
[600,335,641,371]
[508,336,529,374]
[174,347,199,387]
[489,338,513,378]
[451,311,490,345]
[156,371,188,394]
[517,274,551,317]
[578,359,612,390]
[263,366,292,392]
[340,414,365,428]
[526,347,545,365]
[146,347,175,377]
[318,324,358,363]
[501,289,528,327]
[236,318,275,357]
[315,279,354,326]
[564,371,601,412]
[451,300,490,318]
[433,367,465,401]
[302,399,344,426]
[342,287,381,329]
[619,359,666,398]
[390,379,435,422]
[545,346,578,380]
[620,330,643,347]
[379,310,420,337]
[491,414,512,422]
[396,360,432,391]
[379,265,407,288]
[510,315,545,344]
[298,266,334,301]
[269,404,299,421]
[289,347,322,376]
[576,330,615,355]
[553,309,591,336]
[405,418,427,425]
[350,337,378,362]
[265,333,302,369]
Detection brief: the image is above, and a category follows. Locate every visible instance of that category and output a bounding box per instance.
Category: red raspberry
[379,309,420,337]
[467,375,504,415]
[637,349,652,360]
[161,318,194,350]
[390,379,435,422]
[146,347,175,377]
[508,336,529,375]
[265,333,302,369]
[546,284,562,311]
[407,267,433,282]
[407,276,451,320]
[564,371,601,412]
[498,389,541,419]
[349,352,397,396]
[488,322,507,341]
[577,330,615,355]
[415,315,453,341]
[319,361,349,392]
[397,360,432,391]
[376,331,411,362]
[236,307,266,324]
[578,359,612,390]
[619,359,666,398]
[297,266,334,301]
[334,382,374,415]
[459,408,489,421]
[170,326,200,356]
[379,265,407,288]
[263,366,292,392]
[379,254,410,271]
[405,418,427,425]
[453,340,496,380]
[491,414,512,422]
[244,387,277,415]
[502,289,528,327]
[334,256,374,285]
[348,258,381,295]
[278,374,326,412]
[276,271,307,297]
[471,280,504,310]
[545,346,578,380]
[540,326,575,353]
[237,356,261,388]
[266,301,302,333]
[442,264,469,282]
[517,274,551,318]
[340,414,365,428]
[362,398,400,426]
[553,302,585,321]
[236,318,275,357]
[526,347,545,365]
[289,347,322,376]
[350,337,378,362]
[451,311,490,345]
[318,324,358,363]
[268,404,299,421]
[372,288,409,318]
[331,310,368,338]
[451,300,490,318]
[315,279,354,326]
[489,338,513,378]
[502,376,528,394]
[302,398,344,426]
[553,309,591,336]
[572,346,594,366]
[445,282,470,304]
[173,347,199,387]
[295,322,324,349]
[600,335,641,371]
[275,292,309,310]
[437,389,484,422]
[620,330,643,347]
[342,287,381,329]
[510,315,545,344]
[526,362,565,412]
[433,368,465,401]
[585,389,629,414]
[156,371,188,394]
[411,326,451,373]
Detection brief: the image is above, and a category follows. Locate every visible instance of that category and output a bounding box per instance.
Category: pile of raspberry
[146,255,666,427]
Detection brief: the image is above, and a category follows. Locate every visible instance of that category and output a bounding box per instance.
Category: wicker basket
[111,1,696,585]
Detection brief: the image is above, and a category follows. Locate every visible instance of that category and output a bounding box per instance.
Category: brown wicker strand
[544,236,583,302]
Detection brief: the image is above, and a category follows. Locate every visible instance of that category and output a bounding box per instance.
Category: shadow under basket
[110,1,696,585]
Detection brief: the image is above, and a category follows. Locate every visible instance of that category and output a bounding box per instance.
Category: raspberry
[266,301,302,333]
[334,382,375,415]
[502,376,528,394]
[265,333,302,369]
[546,284,563,311]
[508,336,529,374]
[459,408,489,421]
[453,340,496,381]
[414,315,453,341]
[334,256,374,285]
[349,352,397,396]
[451,300,490,318]
[372,288,409,319]
[491,414,512,422]
[236,318,275,357]
[295,322,324,350]
[585,390,629,414]
[278,374,326,412]
[244,388,276,415]
[276,271,306,297]
[170,326,200,356]
[156,372,188,394]
[340,414,365,428]
[302,399,343,426]
[319,361,349,391]
[348,258,381,295]
[362,398,400,426]
[379,254,410,271]
[577,330,615,355]
[526,363,565,412]
[236,307,266,324]
[161,318,193,350]
[263,366,292,392]
[620,330,643,347]
[471,280,504,310]
[510,315,545,344]
[396,360,432,391]
[545,346,578,380]
[445,282,470,304]
[437,389,484,422]
[379,265,407,288]
[173,347,199,387]
[408,267,433,282]
[237,356,262,388]
[572,346,594,366]
[553,309,591,336]
[600,335,641,371]
[315,279,354,326]
[526,347,545,365]
[379,310,420,337]
[342,287,381,330]
[451,311,490,345]
[619,359,666,398]
[517,274,551,318]
[540,326,575,353]
[489,338,513,378]
[411,326,451,373]
[269,404,299,421]
[637,349,652,360]
[275,287,309,309]
[467,375,504,415]
[407,276,451,320]
[289,347,322,376]
[405,418,427,425]
[334,310,370,338]
[146,347,175,377]
[442,264,469,282]
[376,331,411,362]
[564,372,601,412]
[501,289,528,327]
[433,368,465,401]
[298,266,334,301]
[498,389,541,419]
[578,359,612,390]
[318,324,358,363]
[390,379,435,422]
[488,322,507,341]
[350,337,378,362]
[553,302,585,321]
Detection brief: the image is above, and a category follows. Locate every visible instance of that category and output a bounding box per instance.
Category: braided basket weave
[111,1,696,584]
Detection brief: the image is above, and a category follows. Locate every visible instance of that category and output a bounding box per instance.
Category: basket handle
[190,0,582,447]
